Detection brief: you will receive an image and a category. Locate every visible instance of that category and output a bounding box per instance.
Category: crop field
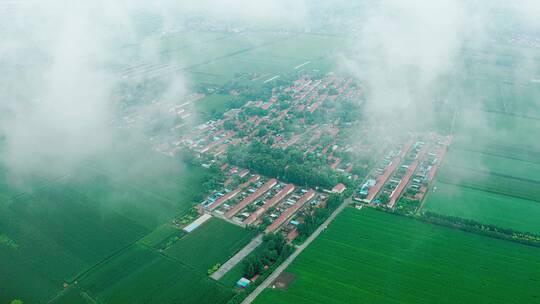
[52,245,233,304]
[255,208,540,304]
[195,94,241,121]
[437,165,540,202]
[457,42,540,118]
[422,108,540,235]
[443,148,540,182]
[118,30,350,86]
[187,33,350,85]
[424,182,540,234]
[0,152,209,304]
[164,217,255,273]
[0,184,149,303]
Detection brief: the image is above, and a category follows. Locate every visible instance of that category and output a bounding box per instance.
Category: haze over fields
[1,1,540,304]
[2,0,539,175]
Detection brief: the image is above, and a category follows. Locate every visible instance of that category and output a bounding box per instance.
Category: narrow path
[211,234,263,280]
[241,197,351,304]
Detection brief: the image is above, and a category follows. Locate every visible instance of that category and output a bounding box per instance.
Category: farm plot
[457,43,540,117]
[120,31,296,83]
[0,150,209,303]
[164,217,255,274]
[421,102,540,234]
[188,33,350,86]
[65,154,208,230]
[53,245,233,304]
[0,185,149,304]
[453,110,540,153]
[437,166,540,203]
[194,93,243,121]
[424,182,540,234]
[452,141,540,165]
[255,208,540,304]
[444,148,540,182]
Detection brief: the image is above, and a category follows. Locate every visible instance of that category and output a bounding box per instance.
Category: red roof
[389,145,429,208]
[365,140,413,202]
[244,184,295,225]
[265,190,315,233]
[330,158,342,170]
[239,169,250,178]
[286,229,299,243]
[225,179,277,218]
[208,175,260,211]
[332,183,346,193]
[428,145,448,181]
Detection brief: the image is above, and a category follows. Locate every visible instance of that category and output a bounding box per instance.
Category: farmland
[424,182,540,234]
[48,215,255,304]
[3,4,540,303]
[255,208,540,304]
[164,217,255,273]
[52,245,233,304]
[0,28,351,303]
[0,150,209,304]
[119,31,350,87]
[422,109,540,235]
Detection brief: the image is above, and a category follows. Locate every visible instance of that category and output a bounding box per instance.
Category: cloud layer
[0,0,308,176]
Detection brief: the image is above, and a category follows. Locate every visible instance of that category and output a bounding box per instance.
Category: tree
[379,193,390,204]
[243,255,263,278]
[11,300,23,304]
[223,120,236,130]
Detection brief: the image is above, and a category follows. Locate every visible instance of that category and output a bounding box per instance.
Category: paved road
[211,234,263,280]
[241,197,352,304]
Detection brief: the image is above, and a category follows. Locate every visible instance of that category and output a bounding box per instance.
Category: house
[236,278,251,288]
[332,183,346,194]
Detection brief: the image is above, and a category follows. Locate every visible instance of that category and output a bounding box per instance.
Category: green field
[195,94,242,121]
[118,31,350,87]
[443,148,540,182]
[165,217,255,273]
[0,151,209,304]
[255,208,540,304]
[424,182,540,234]
[50,218,253,304]
[53,245,233,304]
[422,101,540,234]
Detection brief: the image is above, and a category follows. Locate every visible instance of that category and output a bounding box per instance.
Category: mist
[340,0,540,138]
[0,0,308,179]
[2,0,539,180]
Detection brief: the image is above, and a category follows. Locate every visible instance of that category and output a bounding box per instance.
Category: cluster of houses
[163,73,368,181]
[199,167,331,243]
[354,133,451,211]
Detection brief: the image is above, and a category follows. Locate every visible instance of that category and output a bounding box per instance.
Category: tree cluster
[227,142,346,189]
[242,233,293,278]
[297,194,343,240]
[421,211,540,247]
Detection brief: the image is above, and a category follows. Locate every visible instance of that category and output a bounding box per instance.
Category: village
[150,70,452,294]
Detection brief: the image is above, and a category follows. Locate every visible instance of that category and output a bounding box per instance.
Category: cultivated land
[425,182,540,234]
[0,29,351,302]
[164,217,255,273]
[52,245,233,304]
[119,31,350,87]
[255,208,540,304]
[422,109,540,234]
[4,22,540,304]
[0,151,209,304]
[51,217,253,304]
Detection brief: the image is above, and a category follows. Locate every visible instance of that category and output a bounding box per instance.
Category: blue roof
[236,278,250,288]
